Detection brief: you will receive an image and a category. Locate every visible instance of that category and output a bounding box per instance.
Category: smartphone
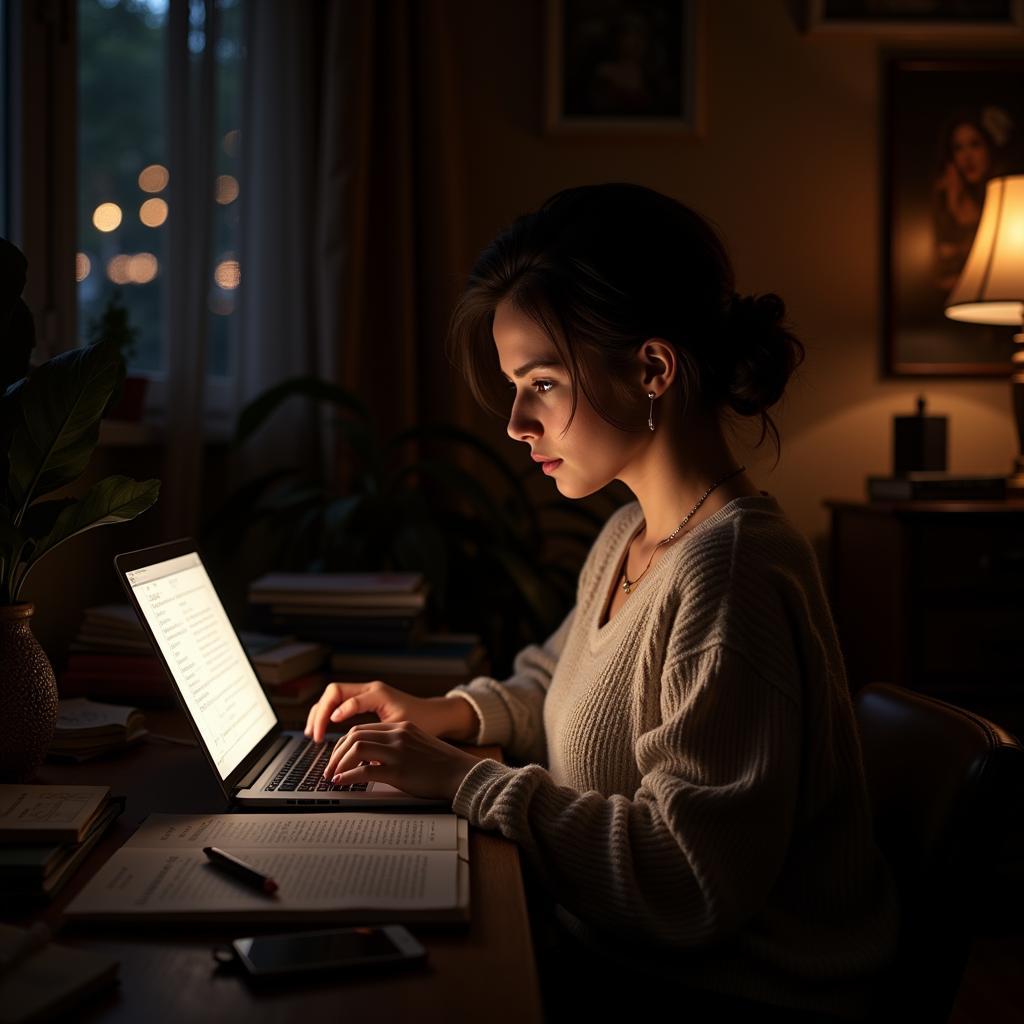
[230,925,427,978]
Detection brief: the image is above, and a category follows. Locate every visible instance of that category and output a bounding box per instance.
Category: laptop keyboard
[264,740,369,794]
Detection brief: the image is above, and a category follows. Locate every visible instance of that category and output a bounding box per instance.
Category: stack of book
[329,633,489,697]
[49,698,148,761]
[250,641,329,709]
[248,572,488,696]
[248,572,430,649]
[60,604,323,709]
[59,604,170,704]
[0,784,125,904]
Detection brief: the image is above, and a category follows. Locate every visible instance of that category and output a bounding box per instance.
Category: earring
[647,391,656,432]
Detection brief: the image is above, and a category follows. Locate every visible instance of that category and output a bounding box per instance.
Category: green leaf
[0,380,25,504]
[330,416,380,468]
[17,475,159,597]
[234,376,370,447]
[7,340,122,520]
[323,493,362,533]
[21,498,76,542]
[0,516,27,603]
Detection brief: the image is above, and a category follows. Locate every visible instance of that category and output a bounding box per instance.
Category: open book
[65,812,469,926]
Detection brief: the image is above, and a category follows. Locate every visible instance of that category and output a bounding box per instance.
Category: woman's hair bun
[719,291,805,439]
[448,183,808,463]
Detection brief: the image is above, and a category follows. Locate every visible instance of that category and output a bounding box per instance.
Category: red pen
[203,846,279,895]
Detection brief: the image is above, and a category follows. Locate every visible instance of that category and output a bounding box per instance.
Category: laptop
[114,539,449,810]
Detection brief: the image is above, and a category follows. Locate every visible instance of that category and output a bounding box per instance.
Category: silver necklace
[620,466,747,594]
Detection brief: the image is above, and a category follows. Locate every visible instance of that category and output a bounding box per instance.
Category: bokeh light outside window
[77,0,243,379]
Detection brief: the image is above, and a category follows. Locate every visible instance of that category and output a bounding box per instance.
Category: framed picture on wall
[544,0,704,136]
[805,0,1024,35]
[884,57,1024,376]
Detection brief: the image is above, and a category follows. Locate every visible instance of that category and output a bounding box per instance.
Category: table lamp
[945,174,1024,496]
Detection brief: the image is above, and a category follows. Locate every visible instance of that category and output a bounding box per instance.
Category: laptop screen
[124,550,278,781]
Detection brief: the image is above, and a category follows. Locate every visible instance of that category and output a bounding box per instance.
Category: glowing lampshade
[945,175,1024,326]
[944,174,1024,496]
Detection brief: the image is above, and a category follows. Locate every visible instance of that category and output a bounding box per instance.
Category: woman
[932,105,1010,293]
[306,184,900,1022]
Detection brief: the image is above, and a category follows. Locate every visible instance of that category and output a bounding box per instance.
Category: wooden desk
[6,710,543,1023]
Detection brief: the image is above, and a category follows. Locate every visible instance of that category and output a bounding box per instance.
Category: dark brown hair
[446,183,805,460]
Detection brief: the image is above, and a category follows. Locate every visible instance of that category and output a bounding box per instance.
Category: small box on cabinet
[893,396,946,475]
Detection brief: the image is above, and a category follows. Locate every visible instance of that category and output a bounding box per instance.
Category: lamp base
[1009,457,1024,498]
[1013,331,1024,498]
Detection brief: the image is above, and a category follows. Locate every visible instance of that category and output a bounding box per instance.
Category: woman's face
[493,299,645,500]
[950,123,992,185]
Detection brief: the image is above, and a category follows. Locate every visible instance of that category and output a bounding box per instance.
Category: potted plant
[87,290,148,421]
[0,240,160,781]
[203,376,615,676]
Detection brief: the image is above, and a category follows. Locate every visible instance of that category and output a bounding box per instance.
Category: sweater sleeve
[451,642,802,948]
[442,604,576,765]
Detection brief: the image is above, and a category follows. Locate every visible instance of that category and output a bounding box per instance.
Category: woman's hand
[304,680,477,744]
[322,721,482,803]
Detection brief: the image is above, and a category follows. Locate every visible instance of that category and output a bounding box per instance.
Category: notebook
[64,811,469,925]
[114,539,448,810]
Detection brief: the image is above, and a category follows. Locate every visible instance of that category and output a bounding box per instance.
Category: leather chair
[852,683,1024,1023]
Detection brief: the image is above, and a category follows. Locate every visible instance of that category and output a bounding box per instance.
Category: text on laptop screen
[125,552,277,780]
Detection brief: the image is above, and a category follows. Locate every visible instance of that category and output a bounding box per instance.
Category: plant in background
[0,341,162,602]
[203,376,615,675]
[85,290,150,421]
[0,237,160,781]
[87,289,139,365]
[0,246,160,604]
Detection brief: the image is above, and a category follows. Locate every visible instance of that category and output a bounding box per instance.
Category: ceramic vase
[0,603,58,781]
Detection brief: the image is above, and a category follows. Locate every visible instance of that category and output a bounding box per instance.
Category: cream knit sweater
[446,494,900,1021]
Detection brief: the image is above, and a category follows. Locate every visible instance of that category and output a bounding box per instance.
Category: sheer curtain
[233,0,474,490]
[233,0,339,483]
[162,0,218,538]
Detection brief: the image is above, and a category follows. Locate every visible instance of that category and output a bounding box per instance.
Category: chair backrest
[852,683,1024,1023]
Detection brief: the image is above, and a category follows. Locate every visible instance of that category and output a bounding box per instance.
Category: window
[76,0,243,398]
[77,0,167,371]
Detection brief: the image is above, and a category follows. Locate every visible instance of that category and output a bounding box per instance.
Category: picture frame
[883,56,1024,376]
[544,0,704,137]
[804,0,1024,35]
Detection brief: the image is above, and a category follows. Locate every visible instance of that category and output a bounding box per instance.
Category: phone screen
[235,927,409,973]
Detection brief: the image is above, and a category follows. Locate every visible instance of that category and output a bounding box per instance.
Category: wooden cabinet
[826,500,1024,737]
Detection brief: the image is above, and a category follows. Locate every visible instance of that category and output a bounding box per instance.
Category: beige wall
[449,0,1020,550]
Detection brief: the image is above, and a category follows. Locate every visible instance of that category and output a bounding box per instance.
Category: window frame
[10,0,238,438]
[9,0,77,364]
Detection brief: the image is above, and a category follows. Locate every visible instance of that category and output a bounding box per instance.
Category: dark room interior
[1,1,1023,1022]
